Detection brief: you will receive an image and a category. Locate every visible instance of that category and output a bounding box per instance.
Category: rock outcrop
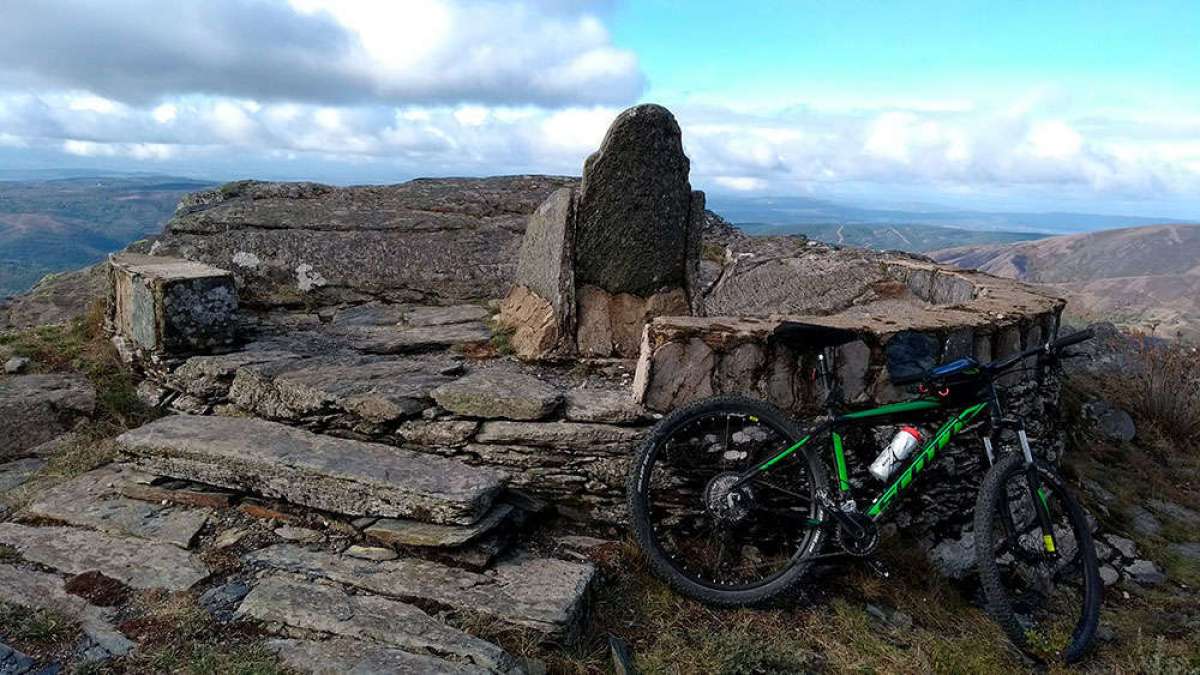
[152,176,576,308]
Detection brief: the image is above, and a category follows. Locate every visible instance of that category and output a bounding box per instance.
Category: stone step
[244,544,594,639]
[238,575,517,673]
[0,523,210,591]
[0,564,134,657]
[268,638,493,675]
[364,503,515,549]
[116,415,505,525]
[24,465,209,549]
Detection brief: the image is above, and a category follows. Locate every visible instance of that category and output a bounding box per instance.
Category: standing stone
[498,188,577,359]
[575,104,693,296]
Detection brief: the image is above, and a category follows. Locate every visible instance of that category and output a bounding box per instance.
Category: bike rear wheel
[627,395,828,607]
[974,453,1101,663]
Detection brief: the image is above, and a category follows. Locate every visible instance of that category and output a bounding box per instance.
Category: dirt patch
[64,570,130,607]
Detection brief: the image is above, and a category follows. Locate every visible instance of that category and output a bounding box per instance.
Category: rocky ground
[1,306,1198,674]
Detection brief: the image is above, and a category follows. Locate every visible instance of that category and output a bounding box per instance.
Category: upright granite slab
[116,415,505,525]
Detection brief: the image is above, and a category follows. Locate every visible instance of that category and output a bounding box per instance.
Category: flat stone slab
[0,564,134,656]
[366,504,514,549]
[25,466,209,548]
[326,302,492,354]
[474,421,642,448]
[229,354,459,425]
[0,523,209,591]
[563,389,644,424]
[239,575,516,672]
[245,544,594,637]
[117,415,504,525]
[0,374,96,458]
[432,369,562,421]
[0,457,45,492]
[269,638,491,675]
[333,323,492,355]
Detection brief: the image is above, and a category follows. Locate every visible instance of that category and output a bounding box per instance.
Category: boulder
[575,104,693,296]
[1082,399,1136,443]
[0,374,95,459]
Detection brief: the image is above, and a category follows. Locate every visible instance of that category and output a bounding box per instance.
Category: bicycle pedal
[866,559,891,579]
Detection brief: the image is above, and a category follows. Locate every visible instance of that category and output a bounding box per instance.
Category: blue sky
[1,0,1197,218]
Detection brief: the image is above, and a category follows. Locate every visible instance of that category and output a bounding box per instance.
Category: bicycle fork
[1017,427,1060,558]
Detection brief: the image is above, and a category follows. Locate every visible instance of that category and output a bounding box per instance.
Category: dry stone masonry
[47,102,1091,670]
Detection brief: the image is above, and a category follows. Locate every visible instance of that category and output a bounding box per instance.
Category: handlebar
[984,328,1094,374]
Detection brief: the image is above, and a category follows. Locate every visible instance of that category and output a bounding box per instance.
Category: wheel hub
[704,472,754,525]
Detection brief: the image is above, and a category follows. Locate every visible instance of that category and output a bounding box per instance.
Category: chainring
[835,511,881,557]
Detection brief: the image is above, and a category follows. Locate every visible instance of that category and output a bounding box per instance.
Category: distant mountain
[709,194,1190,234]
[932,224,1200,340]
[737,221,1049,252]
[0,175,215,297]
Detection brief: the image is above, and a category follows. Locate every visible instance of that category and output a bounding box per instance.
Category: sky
[1,0,1198,218]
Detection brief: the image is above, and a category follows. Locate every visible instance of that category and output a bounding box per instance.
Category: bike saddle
[772,321,861,350]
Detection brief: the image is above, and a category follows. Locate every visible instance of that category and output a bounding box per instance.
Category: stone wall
[631,258,1068,575]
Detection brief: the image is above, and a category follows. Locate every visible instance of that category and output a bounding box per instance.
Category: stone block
[109,253,237,356]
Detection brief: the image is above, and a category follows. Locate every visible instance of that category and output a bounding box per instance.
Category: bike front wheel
[626,395,829,607]
[974,453,1102,663]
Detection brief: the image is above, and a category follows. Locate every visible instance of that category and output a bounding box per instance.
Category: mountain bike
[626,324,1100,663]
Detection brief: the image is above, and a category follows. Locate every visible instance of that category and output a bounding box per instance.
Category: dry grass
[0,300,158,432]
[1125,336,1200,448]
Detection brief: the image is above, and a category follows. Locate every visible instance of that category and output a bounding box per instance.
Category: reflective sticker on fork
[1043,534,1057,553]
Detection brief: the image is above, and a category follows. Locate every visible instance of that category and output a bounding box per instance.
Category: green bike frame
[732,397,991,521]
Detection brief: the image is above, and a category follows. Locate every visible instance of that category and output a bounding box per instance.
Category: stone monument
[497,104,705,360]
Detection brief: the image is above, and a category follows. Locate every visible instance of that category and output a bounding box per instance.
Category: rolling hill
[932,224,1200,339]
[0,175,214,297]
[736,221,1049,252]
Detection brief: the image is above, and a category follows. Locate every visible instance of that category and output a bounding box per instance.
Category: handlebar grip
[1051,328,1094,351]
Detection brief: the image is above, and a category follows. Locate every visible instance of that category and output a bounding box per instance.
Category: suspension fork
[989,386,1057,557]
[1016,422,1060,557]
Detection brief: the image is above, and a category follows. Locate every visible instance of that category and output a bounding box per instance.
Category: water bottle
[869,426,922,481]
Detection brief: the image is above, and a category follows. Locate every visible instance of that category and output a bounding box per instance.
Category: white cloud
[152,103,177,124]
[0,0,643,108]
